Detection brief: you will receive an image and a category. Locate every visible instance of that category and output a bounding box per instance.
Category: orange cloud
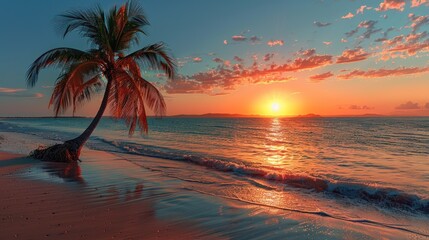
[411,0,429,7]
[267,40,284,47]
[164,52,333,94]
[310,72,333,82]
[377,0,406,11]
[337,47,371,63]
[380,32,429,60]
[341,12,354,19]
[338,66,429,79]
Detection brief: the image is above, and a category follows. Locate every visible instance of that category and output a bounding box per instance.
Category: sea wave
[98,138,429,214]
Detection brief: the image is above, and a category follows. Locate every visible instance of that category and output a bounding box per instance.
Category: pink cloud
[342,12,354,19]
[232,35,247,41]
[0,87,25,93]
[0,88,44,98]
[34,93,44,98]
[310,72,333,82]
[267,40,284,47]
[337,47,371,63]
[376,0,406,11]
[357,5,371,14]
[193,57,202,63]
[338,66,429,80]
[223,40,228,45]
[323,41,332,45]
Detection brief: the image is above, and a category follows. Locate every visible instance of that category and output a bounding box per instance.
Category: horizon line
[1,113,429,118]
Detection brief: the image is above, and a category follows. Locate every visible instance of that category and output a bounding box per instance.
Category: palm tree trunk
[64,78,113,158]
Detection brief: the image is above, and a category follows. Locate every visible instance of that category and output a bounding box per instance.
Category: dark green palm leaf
[27,48,93,87]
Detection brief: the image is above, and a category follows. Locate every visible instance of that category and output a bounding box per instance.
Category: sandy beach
[0,151,223,239]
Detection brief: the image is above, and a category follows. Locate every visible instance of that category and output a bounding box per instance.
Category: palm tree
[27,1,176,162]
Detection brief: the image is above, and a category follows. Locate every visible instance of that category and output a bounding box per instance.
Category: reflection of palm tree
[27,2,176,162]
[43,162,85,183]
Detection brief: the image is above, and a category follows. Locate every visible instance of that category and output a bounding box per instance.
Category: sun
[271,102,280,113]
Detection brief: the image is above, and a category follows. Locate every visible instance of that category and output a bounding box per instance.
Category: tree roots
[29,142,81,163]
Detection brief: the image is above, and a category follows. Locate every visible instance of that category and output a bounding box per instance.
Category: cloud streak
[310,72,333,82]
[338,66,429,79]
[395,101,420,109]
[314,21,331,27]
[337,47,371,63]
[0,87,25,93]
[232,35,247,41]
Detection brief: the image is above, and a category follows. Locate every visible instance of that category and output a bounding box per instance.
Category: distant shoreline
[1,114,429,119]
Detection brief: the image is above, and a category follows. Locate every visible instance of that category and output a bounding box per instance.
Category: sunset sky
[1,0,429,116]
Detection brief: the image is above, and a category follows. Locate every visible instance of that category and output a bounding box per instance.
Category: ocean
[1,117,428,238]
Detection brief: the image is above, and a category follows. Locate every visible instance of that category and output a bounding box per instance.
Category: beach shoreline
[0,130,427,239]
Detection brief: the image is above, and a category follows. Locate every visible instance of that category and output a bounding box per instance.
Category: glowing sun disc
[271,102,280,112]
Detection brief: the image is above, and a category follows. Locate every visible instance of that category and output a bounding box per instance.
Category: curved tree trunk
[65,79,113,157]
[30,78,113,162]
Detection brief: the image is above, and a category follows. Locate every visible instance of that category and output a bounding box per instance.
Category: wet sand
[0,151,222,240]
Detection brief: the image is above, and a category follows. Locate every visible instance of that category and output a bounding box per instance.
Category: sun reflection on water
[264,118,288,166]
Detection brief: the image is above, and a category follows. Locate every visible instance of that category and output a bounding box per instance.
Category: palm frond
[58,6,111,51]
[72,75,104,114]
[104,1,149,52]
[120,42,176,79]
[27,48,93,87]
[109,69,148,134]
[129,74,166,117]
[49,61,103,116]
